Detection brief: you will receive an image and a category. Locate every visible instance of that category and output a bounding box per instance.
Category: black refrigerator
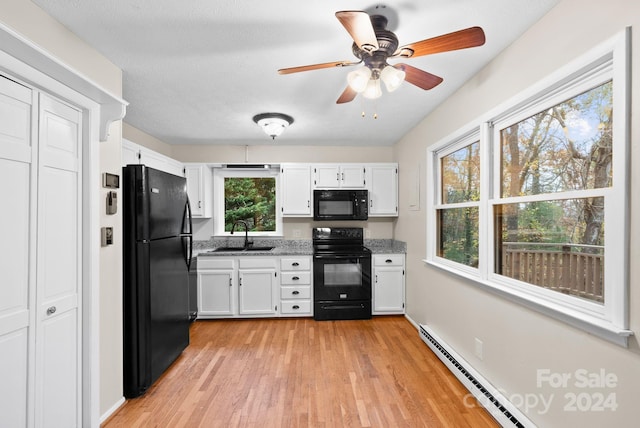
[122,165,193,398]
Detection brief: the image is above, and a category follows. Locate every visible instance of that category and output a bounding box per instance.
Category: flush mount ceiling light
[252,113,294,140]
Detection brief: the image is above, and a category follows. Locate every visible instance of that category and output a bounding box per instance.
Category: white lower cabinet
[279,256,313,316]
[238,258,278,316]
[372,254,405,314]
[197,255,313,318]
[198,258,236,317]
[198,257,277,318]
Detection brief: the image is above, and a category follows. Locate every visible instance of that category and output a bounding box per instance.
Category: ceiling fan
[278,10,486,104]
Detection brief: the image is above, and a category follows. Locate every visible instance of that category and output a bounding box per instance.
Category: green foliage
[224,177,276,232]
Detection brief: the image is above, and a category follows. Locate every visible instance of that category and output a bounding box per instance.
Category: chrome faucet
[230,220,251,248]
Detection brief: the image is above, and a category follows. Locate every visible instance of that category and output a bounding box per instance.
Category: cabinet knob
[292,290,300,295]
[385,259,392,263]
[291,262,299,267]
[46,306,57,315]
[292,305,300,310]
[292,276,299,281]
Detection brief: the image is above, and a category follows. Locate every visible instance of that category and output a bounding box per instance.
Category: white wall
[393,0,640,426]
[0,0,124,418]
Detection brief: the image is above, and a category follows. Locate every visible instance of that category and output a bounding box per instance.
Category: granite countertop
[194,238,406,257]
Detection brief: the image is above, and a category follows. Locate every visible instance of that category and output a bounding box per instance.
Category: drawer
[373,254,404,267]
[280,257,311,271]
[197,257,235,270]
[280,300,312,315]
[281,285,311,299]
[280,271,311,285]
[238,257,277,269]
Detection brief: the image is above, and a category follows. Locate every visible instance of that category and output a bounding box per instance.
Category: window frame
[212,167,283,237]
[432,131,482,276]
[425,28,631,346]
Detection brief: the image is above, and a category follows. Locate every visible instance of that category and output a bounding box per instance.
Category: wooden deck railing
[501,243,604,303]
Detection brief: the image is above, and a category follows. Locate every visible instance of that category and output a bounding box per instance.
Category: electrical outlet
[474,338,483,360]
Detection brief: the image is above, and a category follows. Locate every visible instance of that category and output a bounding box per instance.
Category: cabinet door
[238,270,277,315]
[368,164,398,216]
[185,165,212,217]
[313,164,340,188]
[281,164,311,216]
[373,267,405,313]
[122,140,140,166]
[341,164,366,188]
[198,270,235,316]
[185,166,204,216]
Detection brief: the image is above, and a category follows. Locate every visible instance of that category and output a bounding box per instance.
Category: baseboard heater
[419,324,534,428]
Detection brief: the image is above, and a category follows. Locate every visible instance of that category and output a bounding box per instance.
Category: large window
[213,167,282,236]
[495,82,611,304]
[426,30,630,345]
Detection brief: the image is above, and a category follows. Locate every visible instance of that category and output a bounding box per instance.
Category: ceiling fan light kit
[277,10,486,107]
[347,66,372,93]
[379,65,405,92]
[362,78,382,100]
[252,113,294,140]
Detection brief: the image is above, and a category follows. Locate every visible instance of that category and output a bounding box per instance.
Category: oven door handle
[314,254,369,260]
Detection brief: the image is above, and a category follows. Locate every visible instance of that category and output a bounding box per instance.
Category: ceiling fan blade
[395,64,443,90]
[394,26,486,59]
[336,86,357,104]
[335,11,379,52]
[278,60,359,75]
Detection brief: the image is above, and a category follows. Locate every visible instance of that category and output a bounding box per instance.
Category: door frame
[0,21,126,427]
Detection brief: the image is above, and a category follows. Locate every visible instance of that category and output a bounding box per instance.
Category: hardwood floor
[103,316,498,427]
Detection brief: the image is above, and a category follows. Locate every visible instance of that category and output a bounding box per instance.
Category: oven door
[313,253,371,301]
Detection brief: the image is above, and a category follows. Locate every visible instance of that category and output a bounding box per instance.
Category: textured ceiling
[32,0,559,146]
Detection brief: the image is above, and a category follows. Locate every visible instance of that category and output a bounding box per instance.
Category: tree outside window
[437,140,480,267]
[224,177,276,232]
[495,81,612,303]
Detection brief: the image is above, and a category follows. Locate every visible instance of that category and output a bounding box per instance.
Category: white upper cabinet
[367,163,398,217]
[122,139,184,177]
[313,164,366,189]
[281,163,312,216]
[184,164,212,218]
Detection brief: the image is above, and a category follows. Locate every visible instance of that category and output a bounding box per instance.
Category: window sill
[423,259,633,347]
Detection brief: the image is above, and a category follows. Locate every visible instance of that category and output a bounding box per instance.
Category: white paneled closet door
[0,74,34,428]
[35,94,82,427]
[0,76,82,427]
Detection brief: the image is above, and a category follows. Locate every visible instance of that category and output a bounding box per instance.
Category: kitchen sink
[208,246,275,253]
[244,246,275,251]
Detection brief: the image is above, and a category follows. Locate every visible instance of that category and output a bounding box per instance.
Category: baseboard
[100,396,126,425]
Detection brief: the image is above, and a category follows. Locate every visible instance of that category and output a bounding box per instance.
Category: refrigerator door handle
[184,235,193,270]
[184,196,193,235]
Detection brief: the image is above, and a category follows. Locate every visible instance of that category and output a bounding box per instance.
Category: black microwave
[313,190,368,221]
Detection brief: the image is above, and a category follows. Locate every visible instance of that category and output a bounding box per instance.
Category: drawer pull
[292,305,300,310]
[385,259,393,263]
[292,290,300,295]
[47,306,57,315]
[291,262,299,267]
[292,276,300,281]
